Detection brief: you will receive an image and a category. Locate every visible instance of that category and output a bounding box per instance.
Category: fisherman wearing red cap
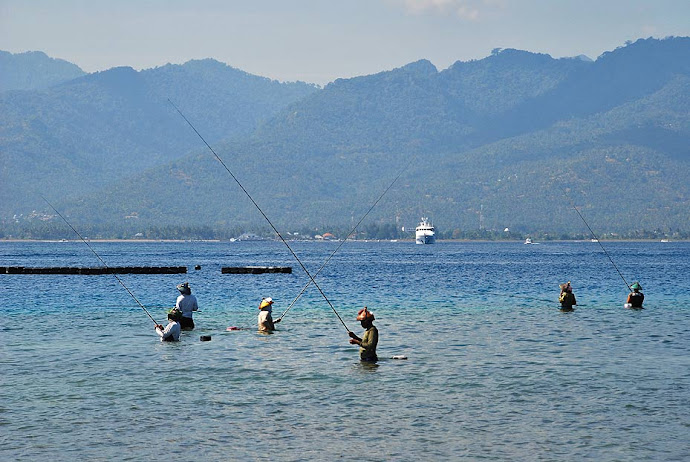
[348,307,378,362]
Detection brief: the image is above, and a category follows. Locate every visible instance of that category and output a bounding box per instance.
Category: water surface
[1,241,688,461]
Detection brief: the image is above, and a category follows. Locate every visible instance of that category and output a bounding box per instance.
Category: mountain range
[1,37,689,238]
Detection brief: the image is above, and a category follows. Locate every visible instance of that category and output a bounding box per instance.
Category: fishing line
[168,99,350,332]
[277,156,416,322]
[40,195,160,325]
[559,186,632,292]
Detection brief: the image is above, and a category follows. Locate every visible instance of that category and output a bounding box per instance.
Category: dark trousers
[180,316,195,330]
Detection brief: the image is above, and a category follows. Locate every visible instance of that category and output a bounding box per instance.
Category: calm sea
[1,240,689,461]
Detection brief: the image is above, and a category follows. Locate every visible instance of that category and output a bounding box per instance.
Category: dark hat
[167,308,183,321]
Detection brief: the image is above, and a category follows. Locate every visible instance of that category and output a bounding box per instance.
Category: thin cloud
[641,25,657,36]
[386,0,485,21]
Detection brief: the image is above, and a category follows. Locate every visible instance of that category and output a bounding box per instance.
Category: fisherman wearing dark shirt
[348,307,378,362]
[559,281,577,311]
[626,282,644,308]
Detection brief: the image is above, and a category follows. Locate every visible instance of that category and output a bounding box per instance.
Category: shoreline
[1,238,687,243]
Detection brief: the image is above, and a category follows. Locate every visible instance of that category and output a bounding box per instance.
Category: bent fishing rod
[168,99,350,332]
[277,156,416,322]
[560,186,632,292]
[41,195,160,325]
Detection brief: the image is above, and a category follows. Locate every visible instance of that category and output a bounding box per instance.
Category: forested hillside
[2,38,689,239]
[0,50,85,92]
[0,58,318,219]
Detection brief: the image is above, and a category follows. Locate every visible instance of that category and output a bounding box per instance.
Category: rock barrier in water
[221,266,292,274]
[2,266,188,274]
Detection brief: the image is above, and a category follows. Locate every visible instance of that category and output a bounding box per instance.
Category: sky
[1,0,689,85]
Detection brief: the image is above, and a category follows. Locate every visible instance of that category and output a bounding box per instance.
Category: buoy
[391,355,408,360]
[195,265,201,270]
[200,335,212,341]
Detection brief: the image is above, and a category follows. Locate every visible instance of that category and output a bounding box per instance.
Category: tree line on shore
[1,221,686,241]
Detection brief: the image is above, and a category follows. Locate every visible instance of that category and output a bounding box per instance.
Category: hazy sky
[2,0,689,84]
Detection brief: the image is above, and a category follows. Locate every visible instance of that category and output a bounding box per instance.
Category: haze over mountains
[1,37,689,238]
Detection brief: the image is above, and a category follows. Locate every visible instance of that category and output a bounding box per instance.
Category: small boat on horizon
[415,218,435,244]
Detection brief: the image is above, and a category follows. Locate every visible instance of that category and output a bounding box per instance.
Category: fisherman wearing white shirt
[155,310,181,342]
[175,282,198,330]
[257,297,280,332]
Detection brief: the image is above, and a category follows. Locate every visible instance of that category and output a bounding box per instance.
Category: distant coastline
[1,238,687,243]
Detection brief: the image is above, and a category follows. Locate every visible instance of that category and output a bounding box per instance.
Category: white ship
[415,218,435,244]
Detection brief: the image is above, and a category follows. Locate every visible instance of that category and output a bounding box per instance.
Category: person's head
[168,308,182,322]
[356,307,375,327]
[259,297,274,312]
[631,282,642,292]
[177,282,191,295]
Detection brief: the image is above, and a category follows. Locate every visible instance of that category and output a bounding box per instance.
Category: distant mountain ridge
[0,58,318,219]
[1,38,689,237]
[0,50,86,92]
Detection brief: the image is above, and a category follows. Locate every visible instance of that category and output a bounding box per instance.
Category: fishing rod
[167,99,350,332]
[560,186,632,292]
[277,156,416,322]
[41,195,160,326]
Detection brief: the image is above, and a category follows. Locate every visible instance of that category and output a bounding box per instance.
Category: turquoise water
[1,240,689,461]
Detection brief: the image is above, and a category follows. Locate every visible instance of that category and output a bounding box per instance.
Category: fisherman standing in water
[626,282,644,308]
[348,307,378,362]
[155,309,182,342]
[175,282,198,330]
[559,281,577,311]
[257,297,280,332]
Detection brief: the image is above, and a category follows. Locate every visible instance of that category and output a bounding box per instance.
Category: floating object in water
[194,265,201,270]
[391,355,408,360]
[226,326,241,331]
[200,335,212,341]
[415,218,435,244]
